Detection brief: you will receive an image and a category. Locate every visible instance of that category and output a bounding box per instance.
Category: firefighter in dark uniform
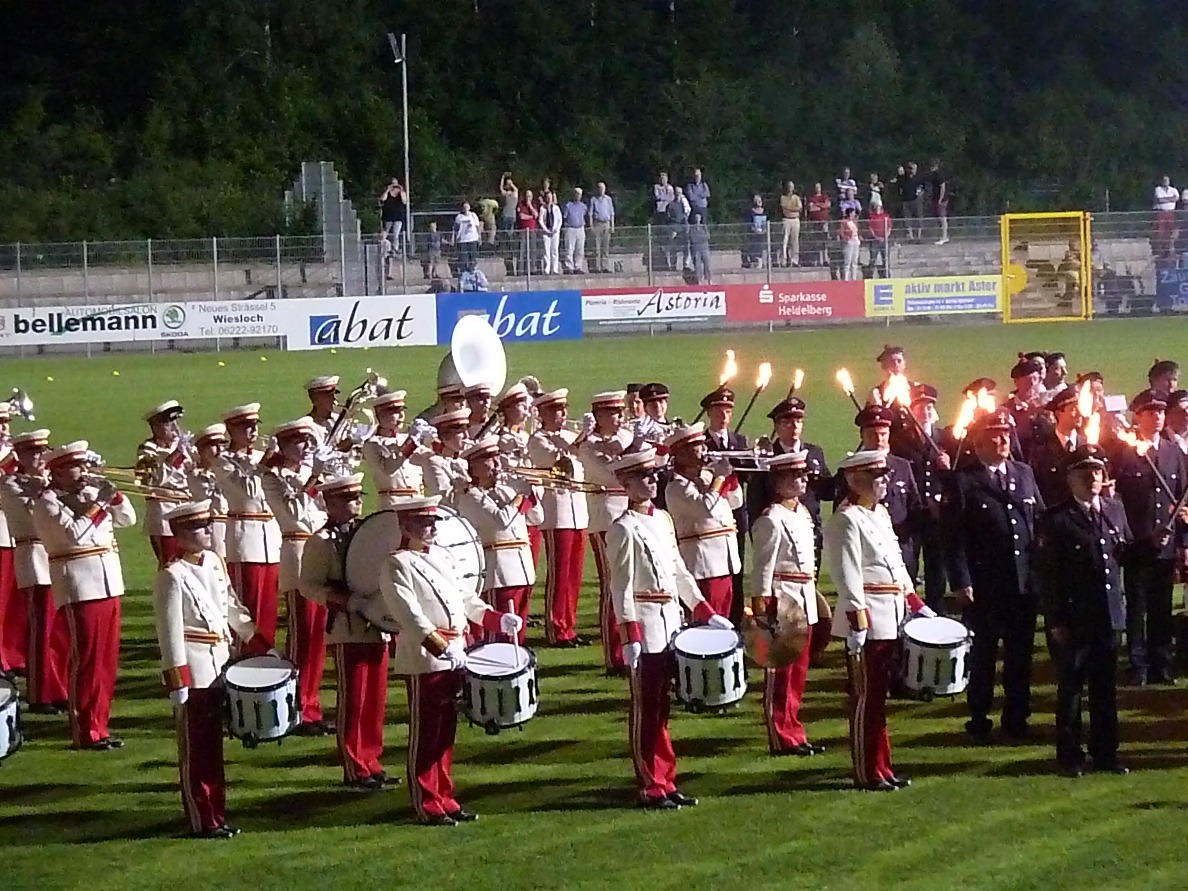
[1029,387,1084,507]
[938,377,1025,469]
[1107,390,1186,686]
[943,408,1044,744]
[1005,353,1047,461]
[700,386,750,625]
[1037,444,1132,777]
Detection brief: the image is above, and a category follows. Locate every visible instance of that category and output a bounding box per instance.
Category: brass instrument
[705,448,775,473]
[505,466,607,494]
[84,451,189,502]
[7,389,35,421]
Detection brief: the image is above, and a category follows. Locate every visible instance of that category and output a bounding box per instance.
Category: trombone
[84,471,190,502]
[505,466,608,494]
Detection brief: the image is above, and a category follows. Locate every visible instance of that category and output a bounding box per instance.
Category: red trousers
[228,562,279,647]
[527,525,542,617]
[543,528,587,643]
[764,639,812,752]
[150,535,184,571]
[176,686,227,833]
[25,585,69,705]
[0,547,26,673]
[628,651,678,800]
[335,642,388,782]
[591,532,624,670]
[405,670,463,820]
[696,576,734,618]
[64,597,121,746]
[845,639,897,785]
[486,585,531,645]
[285,590,327,724]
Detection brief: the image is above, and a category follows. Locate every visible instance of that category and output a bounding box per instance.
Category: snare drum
[222,654,301,746]
[901,616,972,699]
[671,626,747,710]
[0,676,21,763]
[462,642,538,734]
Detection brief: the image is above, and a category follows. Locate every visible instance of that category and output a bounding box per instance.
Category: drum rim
[670,625,743,660]
[221,653,298,695]
[463,641,537,678]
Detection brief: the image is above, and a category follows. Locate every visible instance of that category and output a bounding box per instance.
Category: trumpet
[505,466,607,494]
[705,448,775,473]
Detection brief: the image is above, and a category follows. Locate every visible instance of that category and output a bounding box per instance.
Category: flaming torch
[734,362,772,432]
[692,349,739,424]
[785,368,805,400]
[835,368,863,412]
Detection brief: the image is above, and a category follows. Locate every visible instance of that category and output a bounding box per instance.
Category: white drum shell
[901,617,972,696]
[222,656,301,742]
[463,642,538,729]
[0,678,20,762]
[672,627,747,709]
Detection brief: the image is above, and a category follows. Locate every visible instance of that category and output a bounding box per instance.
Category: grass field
[5,318,1188,891]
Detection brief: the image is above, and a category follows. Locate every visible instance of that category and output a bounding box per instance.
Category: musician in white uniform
[412,408,471,502]
[186,424,230,559]
[465,383,494,441]
[578,390,633,674]
[362,390,424,508]
[607,448,732,809]
[212,403,281,645]
[0,429,68,711]
[825,450,934,791]
[305,375,341,447]
[300,474,398,790]
[261,418,330,735]
[493,383,544,575]
[152,500,269,838]
[138,400,192,568]
[380,496,522,826]
[454,437,537,643]
[32,440,136,750]
[528,388,590,646]
[0,402,21,676]
[749,451,824,757]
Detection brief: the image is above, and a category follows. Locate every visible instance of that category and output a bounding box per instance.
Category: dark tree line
[3,0,1188,241]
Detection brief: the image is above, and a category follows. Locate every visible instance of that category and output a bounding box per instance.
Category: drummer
[749,451,824,757]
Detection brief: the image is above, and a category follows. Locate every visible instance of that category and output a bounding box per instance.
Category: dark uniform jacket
[1107,439,1186,560]
[891,423,946,508]
[938,424,1025,470]
[705,427,750,535]
[1029,429,1082,508]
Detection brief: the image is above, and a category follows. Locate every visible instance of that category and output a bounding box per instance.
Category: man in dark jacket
[700,386,750,625]
[1029,386,1083,507]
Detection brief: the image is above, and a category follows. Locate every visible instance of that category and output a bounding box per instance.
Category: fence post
[400,235,407,293]
[526,231,533,291]
[14,243,21,306]
[275,235,283,300]
[339,232,347,297]
[765,223,773,283]
[647,224,653,287]
[83,241,92,359]
[147,239,157,356]
[212,237,221,353]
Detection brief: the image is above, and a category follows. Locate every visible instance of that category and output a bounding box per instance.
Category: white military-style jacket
[413,450,469,504]
[0,472,50,588]
[665,469,742,580]
[750,499,819,626]
[211,449,281,564]
[454,483,537,591]
[606,506,710,653]
[138,438,191,536]
[299,523,388,646]
[527,428,589,530]
[824,500,914,641]
[32,485,137,608]
[261,465,327,593]
[187,466,228,559]
[578,430,631,535]
[362,433,424,509]
[380,546,497,675]
[153,550,261,690]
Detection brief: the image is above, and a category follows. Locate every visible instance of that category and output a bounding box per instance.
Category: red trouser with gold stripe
[528,525,543,616]
[543,528,587,644]
[176,686,227,833]
[845,639,896,785]
[0,547,26,673]
[629,651,678,801]
[764,638,812,752]
[25,585,69,705]
[405,670,463,820]
[149,535,184,571]
[285,590,327,724]
[591,532,624,670]
[228,562,279,646]
[335,642,388,782]
[486,585,530,644]
[696,576,734,618]
[65,597,121,746]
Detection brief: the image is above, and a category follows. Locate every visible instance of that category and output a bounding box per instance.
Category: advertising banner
[294,296,437,351]
[581,286,727,324]
[724,281,866,322]
[1155,266,1188,309]
[435,290,582,344]
[865,276,1002,316]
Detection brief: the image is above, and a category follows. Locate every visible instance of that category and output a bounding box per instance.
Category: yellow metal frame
[1000,211,1092,323]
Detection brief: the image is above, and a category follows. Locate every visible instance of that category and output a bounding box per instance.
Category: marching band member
[700,386,750,624]
[138,400,192,568]
[380,495,521,826]
[0,402,23,676]
[414,382,467,425]
[455,436,537,642]
[527,388,590,647]
[300,474,398,790]
[749,451,824,757]
[825,450,933,790]
[186,424,230,559]
[897,384,951,611]
[212,403,281,645]
[494,383,544,574]
[32,440,137,750]
[464,382,494,441]
[305,375,342,447]
[851,406,922,570]
[261,418,330,735]
[0,429,68,712]
[625,383,646,425]
[664,424,742,617]
[607,448,732,809]
[578,391,633,674]
[412,408,471,502]
[152,500,270,838]
[362,390,424,508]
[1029,386,1082,507]
[637,382,674,509]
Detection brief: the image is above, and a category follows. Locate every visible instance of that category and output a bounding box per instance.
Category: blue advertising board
[434,290,583,344]
[1155,266,1188,309]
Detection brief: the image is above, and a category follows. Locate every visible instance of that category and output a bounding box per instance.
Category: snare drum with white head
[671,626,747,710]
[222,654,301,746]
[901,616,972,698]
[0,676,21,762]
[463,642,538,733]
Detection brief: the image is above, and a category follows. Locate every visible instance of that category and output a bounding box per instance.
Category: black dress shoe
[219,823,242,837]
[318,720,337,734]
[861,779,899,792]
[640,795,680,810]
[78,737,124,751]
[371,772,402,787]
[448,808,479,822]
[886,774,912,789]
[606,666,631,679]
[572,635,591,647]
[1127,669,1148,687]
[51,700,70,711]
[345,776,382,791]
[788,742,826,757]
[26,703,62,715]
[1058,763,1084,778]
[293,722,327,737]
[667,790,698,807]
[420,814,458,827]
[1092,760,1130,775]
[195,825,238,839]
[1001,724,1031,742]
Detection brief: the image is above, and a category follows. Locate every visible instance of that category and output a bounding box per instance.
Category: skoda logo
[162,305,186,330]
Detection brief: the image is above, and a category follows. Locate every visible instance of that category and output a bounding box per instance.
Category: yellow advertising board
[864,275,1003,317]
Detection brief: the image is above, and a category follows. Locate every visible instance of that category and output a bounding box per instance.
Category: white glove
[581,412,596,435]
[706,614,734,631]
[95,479,119,505]
[410,418,438,446]
[846,629,868,655]
[914,604,938,619]
[710,456,734,479]
[169,687,189,710]
[443,638,468,671]
[622,641,642,671]
[500,612,523,636]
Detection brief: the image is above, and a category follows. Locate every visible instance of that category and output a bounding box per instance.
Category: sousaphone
[436,315,507,396]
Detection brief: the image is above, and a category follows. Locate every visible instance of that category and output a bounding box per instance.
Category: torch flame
[793,368,804,392]
[756,362,772,389]
[719,350,738,386]
[953,393,978,441]
[836,368,855,396]
[1116,429,1150,457]
[1085,411,1101,445]
[975,388,996,413]
[1076,379,1094,418]
[885,372,912,408]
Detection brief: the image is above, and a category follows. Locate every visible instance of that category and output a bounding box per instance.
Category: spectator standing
[779,181,803,267]
[652,171,675,221]
[867,173,884,208]
[562,188,589,274]
[668,186,691,271]
[453,201,482,273]
[499,173,519,232]
[743,194,768,269]
[1153,175,1179,211]
[839,187,863,218]
[686,168,711,225]
[477,197,499,246]
[901,162,925,242]
[421,222,442,280]
[589,182,616,273]
[887,165,907,219]
[866,197,893,277]
[538,191,563,275]
[1153,175,1179,259]
[515,189,539,276]
[835,167,857,204]
[379,179,408,248]
[807,183,832,267]
[930,160,950,245]
[379,231,394,281]
[838,208,861,280]
[688,213,711,284]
